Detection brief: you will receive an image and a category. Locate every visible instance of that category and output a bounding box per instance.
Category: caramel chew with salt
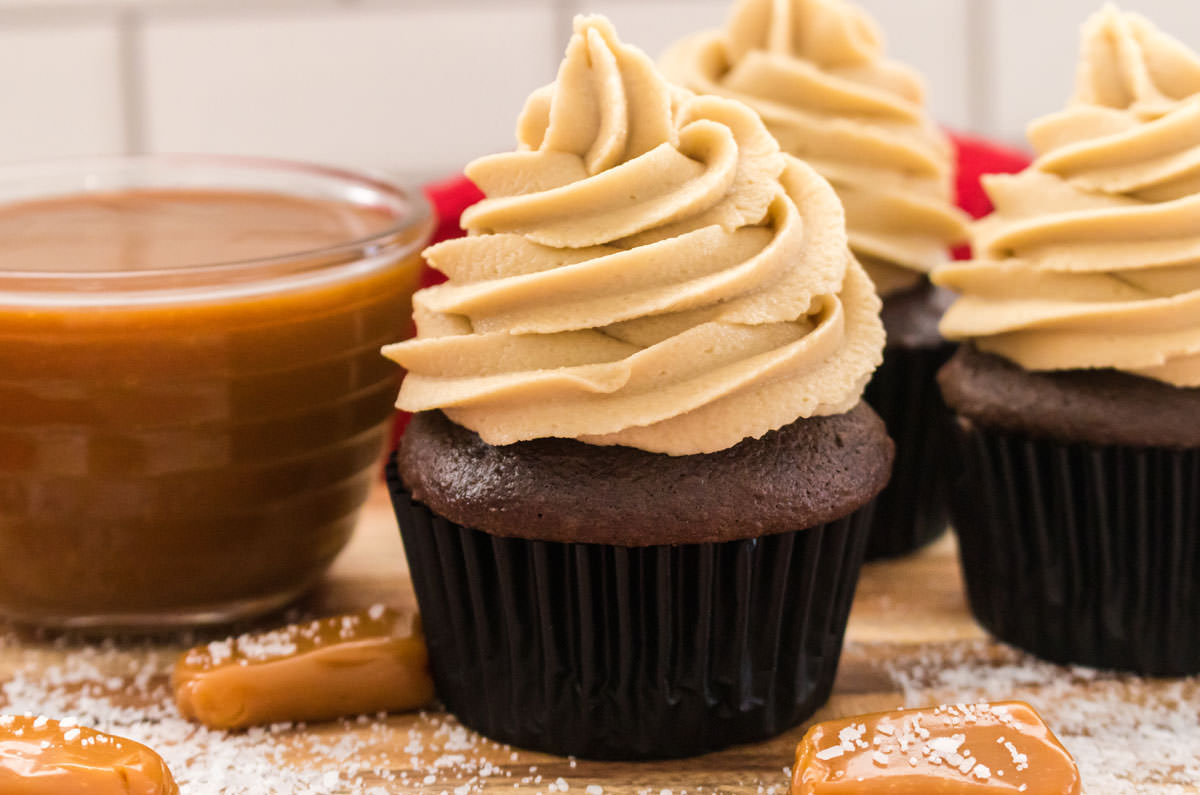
[791,701,1081,794]
[0,714,178,795]
[174,605,435,730]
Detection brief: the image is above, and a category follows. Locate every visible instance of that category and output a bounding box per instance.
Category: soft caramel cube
[792,701,1081,794]
[174,605,435,730]
[0,714,177,795]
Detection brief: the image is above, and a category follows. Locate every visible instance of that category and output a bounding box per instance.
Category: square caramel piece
[0,714,178,795]
[791,701,1081,794]
[173,605,434,730]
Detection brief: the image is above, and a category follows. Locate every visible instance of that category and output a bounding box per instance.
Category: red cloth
[949,131,1032,219]
[388,135,1034,450]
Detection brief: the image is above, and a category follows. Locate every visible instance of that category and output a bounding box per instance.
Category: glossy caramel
[791,701,1081,794]
[173,606,435,730]
[0,714,178,795]
[0,187,424,624]
[0,188,394,272]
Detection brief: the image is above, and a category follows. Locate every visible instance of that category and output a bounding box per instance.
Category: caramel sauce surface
[0,188,395,272]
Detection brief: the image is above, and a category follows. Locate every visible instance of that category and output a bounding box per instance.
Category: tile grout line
[116,8,147,155]
[964,0,995,136]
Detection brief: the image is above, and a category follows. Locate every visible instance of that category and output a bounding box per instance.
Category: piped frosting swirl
[935,5,1200,388]
[661,0,968,296]
[383,16,884,455]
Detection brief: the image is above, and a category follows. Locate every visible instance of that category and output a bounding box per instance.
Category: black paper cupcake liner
[861,342,955,560]
[386,455,874,760]
[948,420,1200,676]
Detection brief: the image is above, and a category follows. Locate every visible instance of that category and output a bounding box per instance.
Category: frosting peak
[726,0,882,69]
[1075,4,1200,117]
[383,16,884,455]
[662,0,967,296]
[936,6,1200,388]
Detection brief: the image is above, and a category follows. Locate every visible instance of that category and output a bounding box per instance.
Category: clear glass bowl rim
[0,152,433,289]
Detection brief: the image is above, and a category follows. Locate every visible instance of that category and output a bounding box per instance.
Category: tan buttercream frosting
[383,15,884,455]
[661,0,968,296]
[935,5,1200,388]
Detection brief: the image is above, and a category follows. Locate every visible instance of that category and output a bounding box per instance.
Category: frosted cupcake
[662,0,970,558]
[383,16,892,758]
[935,6,1200,676]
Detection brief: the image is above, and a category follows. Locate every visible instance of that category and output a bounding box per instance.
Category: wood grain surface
[1,484,1196,793]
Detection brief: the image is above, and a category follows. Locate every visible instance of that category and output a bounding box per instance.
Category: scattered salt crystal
[815,745,845,761]
[875,638,1200,794]
[586,786,603,795]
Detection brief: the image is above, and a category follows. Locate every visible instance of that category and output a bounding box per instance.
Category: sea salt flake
[816,745,845,760]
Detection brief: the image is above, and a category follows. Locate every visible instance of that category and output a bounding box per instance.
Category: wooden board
[1,483,1197,793]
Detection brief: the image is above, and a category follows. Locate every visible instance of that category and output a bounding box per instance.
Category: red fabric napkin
[388,135,1034,450]
[949,132,1032,219]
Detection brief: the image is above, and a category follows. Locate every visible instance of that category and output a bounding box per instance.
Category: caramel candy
[174,605,435,730]
[0,714,178,795]
[791,701,1081,794]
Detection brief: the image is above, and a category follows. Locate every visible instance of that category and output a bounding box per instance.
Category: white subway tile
[0,20,124,162]
[990,0,1200,145]
[139,5,559,178]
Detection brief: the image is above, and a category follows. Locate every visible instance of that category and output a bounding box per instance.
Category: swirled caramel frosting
[936,6,1200,388]
[661,0,968,296]
[383,15,884,455]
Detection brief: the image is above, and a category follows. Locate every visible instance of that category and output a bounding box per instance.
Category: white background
[2,0,1198,182]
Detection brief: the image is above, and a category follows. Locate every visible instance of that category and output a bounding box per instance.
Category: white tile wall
[3,1,1200,175]
[990,0,1200,145]
[139,4,558,177]
[0,19,125,162]
[571,0,733,62]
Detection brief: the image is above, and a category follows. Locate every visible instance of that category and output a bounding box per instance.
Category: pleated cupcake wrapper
[386,455,874,760]
[861,342,956,560]
[949,422,1200,676]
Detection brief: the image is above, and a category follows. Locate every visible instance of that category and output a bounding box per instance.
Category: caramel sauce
[0,188,394,272]
[0,188,423,624]
[173,606,435,730]
[791,701,1081,794]
[0,715,178,794]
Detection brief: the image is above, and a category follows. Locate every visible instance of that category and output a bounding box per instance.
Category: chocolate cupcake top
[936,6,1200,389]
[384,16,884,456]
[660,0,968,296]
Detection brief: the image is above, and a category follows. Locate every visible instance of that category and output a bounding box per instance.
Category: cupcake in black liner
[940,348,1200,676]
[934,8,1200,675]
[380,17,893,758]
[862,281,957,559]
[661,0,970,560]
[387,408,888,759]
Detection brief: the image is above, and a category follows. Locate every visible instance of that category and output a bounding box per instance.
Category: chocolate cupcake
[382,16,893,758]
[661,0,969,558]
[934,7,1200,676]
